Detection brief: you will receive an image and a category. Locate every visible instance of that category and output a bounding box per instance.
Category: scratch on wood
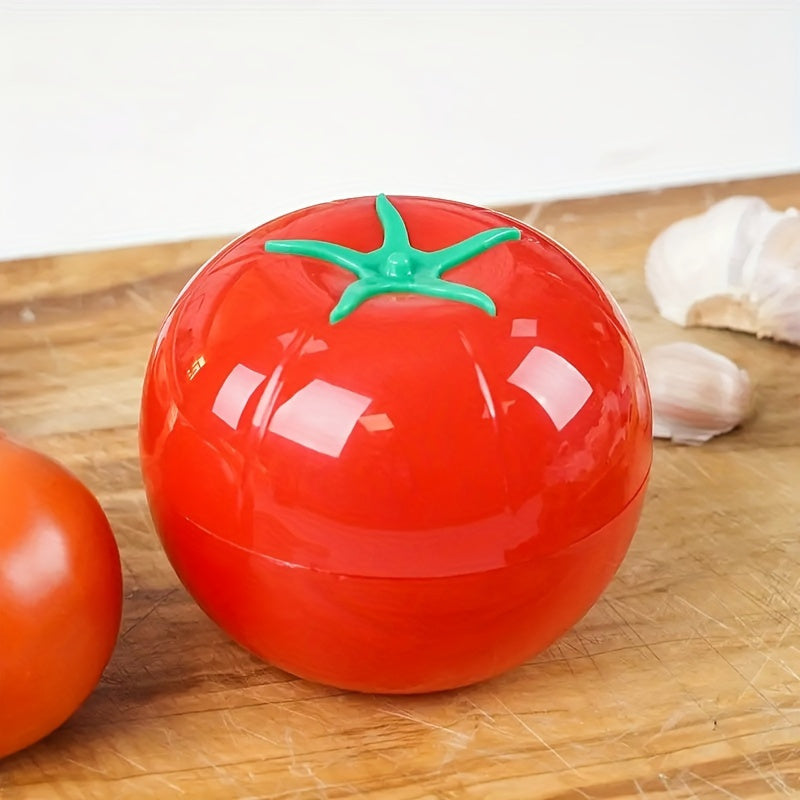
[62,757,110,776]
[153,774,187,794]
[673,595,734,632]
[743,751,791,796]
[489,693,575,772]
[120,588,178,640]
[657,772,680,800]
[764,749,795,795]
[463,696,495,724]
[221,710,281,747]
[692,625,790,725]
[107,747,147,772]
[382,704,473,746]
[643,709,686,748]
[690,770,743,799]
[607,596,662,626]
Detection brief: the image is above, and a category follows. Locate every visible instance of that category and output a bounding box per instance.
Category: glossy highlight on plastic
[140,194,652,693]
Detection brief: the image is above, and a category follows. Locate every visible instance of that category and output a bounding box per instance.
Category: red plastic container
[140,195,651,693]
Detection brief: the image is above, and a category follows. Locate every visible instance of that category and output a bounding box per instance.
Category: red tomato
[0,436,122,758]
[140,195,651,693]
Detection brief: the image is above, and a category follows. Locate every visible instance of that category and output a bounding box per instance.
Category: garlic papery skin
[644,342,753,445]
[645,196,800,345]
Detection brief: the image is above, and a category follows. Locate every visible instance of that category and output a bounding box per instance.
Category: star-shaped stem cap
[265,194,521,323]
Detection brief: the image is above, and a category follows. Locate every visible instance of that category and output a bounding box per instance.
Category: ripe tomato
[141,194,651,693]
[0,436,122,758]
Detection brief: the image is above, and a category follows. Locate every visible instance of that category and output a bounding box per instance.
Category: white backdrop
[1,1,799,259]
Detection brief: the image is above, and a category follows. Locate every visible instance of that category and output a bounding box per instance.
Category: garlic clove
[741,208,800,300]
[743,213,800,343]
[645,196,800,345]
[644,342,753,445]
[646,196,772,324]
[758,283,800,346]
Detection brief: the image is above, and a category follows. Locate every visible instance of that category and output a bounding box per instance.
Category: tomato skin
[0,437,122,758]
[141,195,652,692]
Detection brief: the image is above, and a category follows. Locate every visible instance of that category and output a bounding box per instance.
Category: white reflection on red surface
[509,346,592,430]
[268,379,373,458]
[511,318,538,337]
[212,364,268,429]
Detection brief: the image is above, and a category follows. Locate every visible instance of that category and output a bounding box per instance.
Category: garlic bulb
[644,342,753,445]
[645,196,800,345]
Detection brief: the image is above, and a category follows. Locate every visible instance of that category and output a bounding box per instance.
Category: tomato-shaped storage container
[140,195,651,693]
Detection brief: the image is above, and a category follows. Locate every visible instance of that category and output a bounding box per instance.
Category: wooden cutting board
[1,175,798,799]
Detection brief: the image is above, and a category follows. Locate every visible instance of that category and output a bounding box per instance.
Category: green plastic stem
[265,194,520,323]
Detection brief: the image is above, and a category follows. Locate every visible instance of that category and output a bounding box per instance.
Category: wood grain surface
[1,175,799,799]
